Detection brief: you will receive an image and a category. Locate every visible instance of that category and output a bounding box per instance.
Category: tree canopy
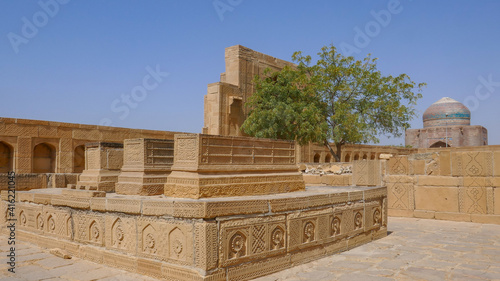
[241,45,425,161]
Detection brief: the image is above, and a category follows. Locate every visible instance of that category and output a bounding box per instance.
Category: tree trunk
[323,140,340,162]
[336,142,343,162]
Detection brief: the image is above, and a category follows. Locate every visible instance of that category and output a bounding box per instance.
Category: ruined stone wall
[299,142,415,163]
[0,117,181,174]
[386,145,500,224]
[203,45,295,136]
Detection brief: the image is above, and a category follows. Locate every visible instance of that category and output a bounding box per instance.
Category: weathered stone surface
[75,142,124,192]
[116,138,174,196]
[353,160,382,186]
[165,134,305,198]
[417,175,459,186]
[1,185,386,281]
[414,186,459,212]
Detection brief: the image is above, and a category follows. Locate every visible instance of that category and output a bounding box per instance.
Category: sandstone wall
[203,45,295,136]
[298,142,415,164]
[386,145,500,224]
[0,117,181,174]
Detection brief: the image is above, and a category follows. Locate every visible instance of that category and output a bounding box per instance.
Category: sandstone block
[165,134,304,198]
[458,186,488,214]
[417,176,459,187]
[303,174,322,185]
[439,151,451,176]
[61,189,106,198]
[415,186,459,212]
[413,210,435,219]
[387,156,409,175]
[353,160,382,186]
[387,209,414,217]
[435,212,471,222]
[384,175,414,183]
[470,214,500,224]
[495,152,500,176]
[495,188,500,215]
[411,160,426,175]
[387,182,413,210]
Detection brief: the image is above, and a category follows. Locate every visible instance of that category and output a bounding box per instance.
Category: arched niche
[0,142,13,173]
[33,143,56,173]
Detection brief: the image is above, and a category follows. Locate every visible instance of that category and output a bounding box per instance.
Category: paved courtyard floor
[1,217,500,281]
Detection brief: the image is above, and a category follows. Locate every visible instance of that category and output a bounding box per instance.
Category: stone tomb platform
[1,185,387,281]
[75,142,124,192]
[116,138,174,196]
[165,134,305,199]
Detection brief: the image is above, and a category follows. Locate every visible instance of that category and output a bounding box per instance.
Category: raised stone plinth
[164,134,305,199]
[75,142,123,192]
[116,138,174,196]
[1,185,387,281]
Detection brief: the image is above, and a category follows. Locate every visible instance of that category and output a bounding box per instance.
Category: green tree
[242,45,425,162]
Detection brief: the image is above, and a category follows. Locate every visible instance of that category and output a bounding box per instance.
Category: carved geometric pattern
[382,198,388,227]
[465,152,484,176]
[46,215,56,234]
[302,221,315,243]
[111,218,125,249]
[251,225,266,254]
[391,181,408,209]
[270,226,284,250]
[194,222,218,271]
[353,160,381,186]
[176,138,197,161]
[36,212,44,231]
[141,224,158,255]
[389,157,408,175]
[458,187,466,212]
[169,227,186,261]
[343,210,354,233]
[466,187,485,214]
[229,232,246,259]
[318,215,329,241]
[487,187,494,214]
[373,208,381,225]
[89,220,101,243]
[354,212,363,230]
[19,210,27,227]
[354,161,368,185]
[452,152,463,176]
[288,219,301,248]
[330,216,341,236]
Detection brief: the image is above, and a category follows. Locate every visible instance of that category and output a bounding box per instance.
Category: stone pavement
[255,217,500,281]
[0,217,499,281]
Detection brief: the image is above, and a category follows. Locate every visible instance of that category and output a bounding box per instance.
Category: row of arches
[312,152,380,163]
[0,142,85,173]
[343,153,377,162]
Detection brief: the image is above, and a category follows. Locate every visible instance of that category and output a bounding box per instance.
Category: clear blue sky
[1,0,499,145]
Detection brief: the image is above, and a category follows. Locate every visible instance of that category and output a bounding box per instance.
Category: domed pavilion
[405,97,488,148]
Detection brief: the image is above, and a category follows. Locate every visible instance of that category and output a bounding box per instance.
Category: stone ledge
[6,186,385,219]
[1,185,388,281]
